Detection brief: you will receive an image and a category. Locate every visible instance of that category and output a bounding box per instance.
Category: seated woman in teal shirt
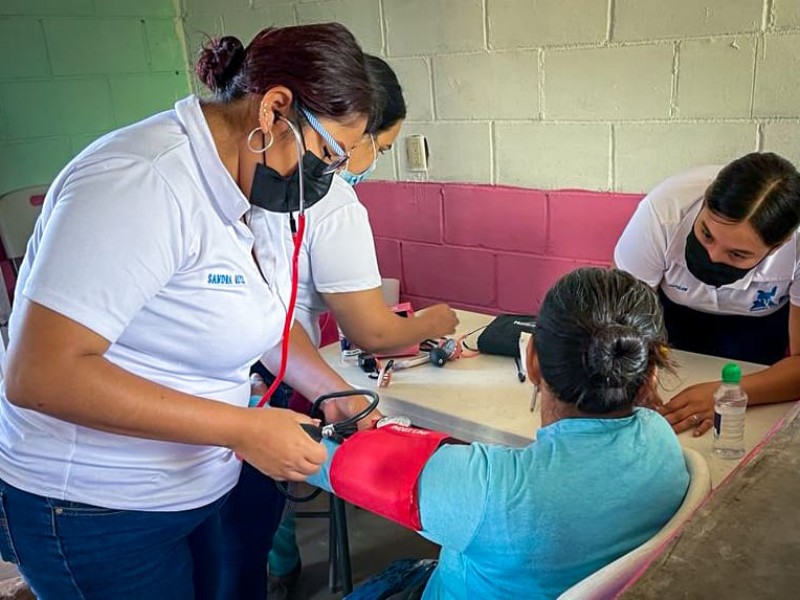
[309,268,690,599]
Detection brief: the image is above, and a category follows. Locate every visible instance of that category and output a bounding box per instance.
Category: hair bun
[586,323,648,388]
[195,36,245,94]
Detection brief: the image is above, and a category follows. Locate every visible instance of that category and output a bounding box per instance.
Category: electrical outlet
[405,134,428,172]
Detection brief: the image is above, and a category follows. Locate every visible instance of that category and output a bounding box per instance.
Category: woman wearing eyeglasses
[220,55,459,600]
[0,24,381,600]
[614,153,800,437]
[249,54,458,369]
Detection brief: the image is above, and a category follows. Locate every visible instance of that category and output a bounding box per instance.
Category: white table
[322,310,796,488]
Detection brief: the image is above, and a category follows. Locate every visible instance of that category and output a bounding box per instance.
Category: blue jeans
[0,476,228,600]
[217,461,287,600]
[218,366,295,597]
[346,559,437,600]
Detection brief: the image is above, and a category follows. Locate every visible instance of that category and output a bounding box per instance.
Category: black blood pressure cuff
[476,314,537,357]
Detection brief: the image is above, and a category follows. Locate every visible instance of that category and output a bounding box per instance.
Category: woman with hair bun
[0,23,380,599]
[307,267,690,599]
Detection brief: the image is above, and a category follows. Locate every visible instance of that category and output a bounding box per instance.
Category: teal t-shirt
[310,408,689,600]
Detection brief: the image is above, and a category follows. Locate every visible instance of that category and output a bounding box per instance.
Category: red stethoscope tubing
[255,212,306,408]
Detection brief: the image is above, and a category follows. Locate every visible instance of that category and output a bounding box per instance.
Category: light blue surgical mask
[340,161,377,186]
[339,135,378,186]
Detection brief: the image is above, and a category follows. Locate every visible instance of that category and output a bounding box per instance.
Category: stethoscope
[252,113,308,410]
[245,111,385,502]
[246,112,384,502]
[252,108,351,409]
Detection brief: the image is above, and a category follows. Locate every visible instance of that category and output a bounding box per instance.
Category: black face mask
[249,150,334,213]
[685,229,751,287]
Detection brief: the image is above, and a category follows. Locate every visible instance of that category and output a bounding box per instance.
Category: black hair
[705,152,800,247]
[364,55,406,134]
[536,268,671,415]
[195,23,374,122]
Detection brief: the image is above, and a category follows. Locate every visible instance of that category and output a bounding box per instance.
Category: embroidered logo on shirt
[668,283,689,292]
[750,286,778,311]
[207,273,246,285]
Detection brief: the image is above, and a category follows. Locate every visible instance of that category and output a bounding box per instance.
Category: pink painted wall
[0,182,645,346]
[357,181,645,315]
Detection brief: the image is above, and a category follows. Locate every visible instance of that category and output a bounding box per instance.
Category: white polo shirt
[248,175,381,347]
[614,165,800,316]
[0,96,288,511]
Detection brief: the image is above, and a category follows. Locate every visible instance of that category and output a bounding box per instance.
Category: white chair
[557,447,712,600]
[0,185,47,275]
[0,185,47,350]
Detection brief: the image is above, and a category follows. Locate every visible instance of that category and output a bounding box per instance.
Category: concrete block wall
[179,0,800,193]
[0,0,190,198]
[358,180,643,315]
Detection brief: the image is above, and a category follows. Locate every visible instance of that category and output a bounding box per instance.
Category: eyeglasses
[298,106,350,174]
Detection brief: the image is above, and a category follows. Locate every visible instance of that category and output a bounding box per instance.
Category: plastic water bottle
[712,363,748,459]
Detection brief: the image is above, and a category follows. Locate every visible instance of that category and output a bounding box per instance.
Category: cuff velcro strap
[329,424,459,530]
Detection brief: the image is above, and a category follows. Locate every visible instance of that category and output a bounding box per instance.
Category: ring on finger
[690,414,700,426]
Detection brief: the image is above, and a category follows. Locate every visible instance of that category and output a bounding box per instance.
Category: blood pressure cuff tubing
[329,424,460,531]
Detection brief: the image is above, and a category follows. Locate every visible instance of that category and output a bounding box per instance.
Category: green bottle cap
[721,362,741,384]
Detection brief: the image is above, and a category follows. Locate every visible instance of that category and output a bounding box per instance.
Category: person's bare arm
[5,299,326,480]
[322,288,458,354]
[662,303,800,436]
[260,322,382,427]
[739,303,800,403]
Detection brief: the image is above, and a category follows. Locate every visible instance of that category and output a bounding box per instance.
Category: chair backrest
[0,185,47,263]
[557,447,711,600]
[0,185,47,353]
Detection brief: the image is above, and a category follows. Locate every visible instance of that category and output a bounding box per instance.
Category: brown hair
[706,152,800,246]
[195,23,374,121]
[536,268,672,414]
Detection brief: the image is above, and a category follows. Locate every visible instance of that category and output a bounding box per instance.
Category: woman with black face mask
[614,152,800,438]
[0,23,381,600]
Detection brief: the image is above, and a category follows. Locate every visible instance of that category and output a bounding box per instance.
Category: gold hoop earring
[247,127,274,154]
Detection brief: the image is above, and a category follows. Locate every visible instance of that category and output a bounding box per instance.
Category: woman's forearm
[261,323,352,400]
[740,355,800,405]
[324,290,458,354]
[262,324,382,426]
[349,312,438,354]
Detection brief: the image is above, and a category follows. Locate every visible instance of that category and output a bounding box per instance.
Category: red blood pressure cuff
[329,424,460,530]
